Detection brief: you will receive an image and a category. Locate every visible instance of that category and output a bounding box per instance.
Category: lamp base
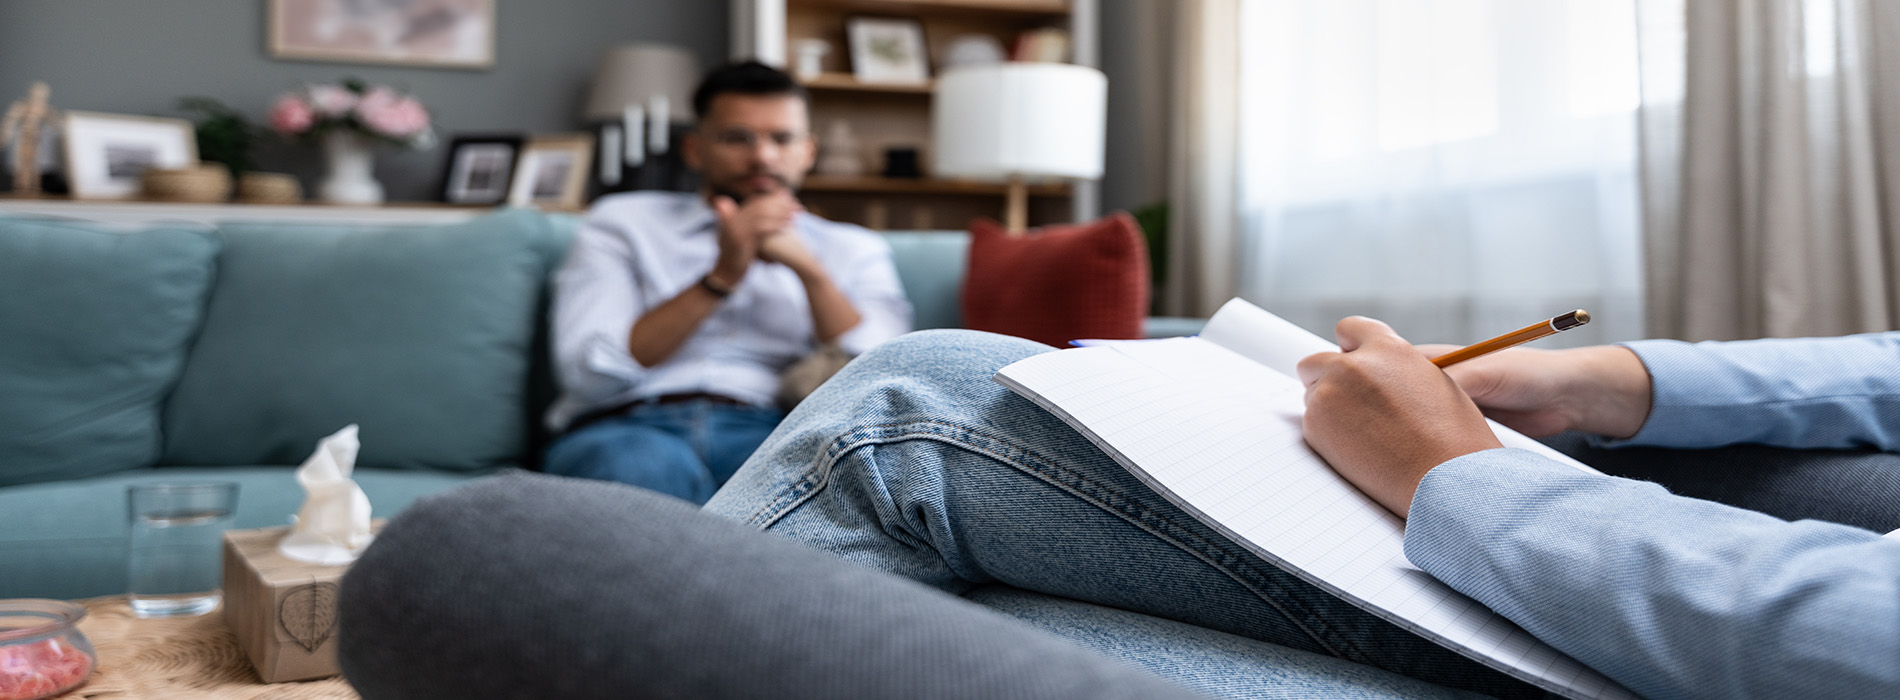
[1006,174,1028,235]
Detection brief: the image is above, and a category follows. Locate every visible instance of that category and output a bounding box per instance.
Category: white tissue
[278,424,374,565]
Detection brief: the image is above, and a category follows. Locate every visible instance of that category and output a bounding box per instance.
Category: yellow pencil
[1430,310,1591,368]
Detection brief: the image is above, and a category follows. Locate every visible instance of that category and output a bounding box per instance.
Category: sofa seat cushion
[159,210,551,471]
[0,218,220,488]
[960,213,1151,347]
[0,466,497,600]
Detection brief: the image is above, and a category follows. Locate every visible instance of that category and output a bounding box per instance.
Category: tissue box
[221,525,374,683]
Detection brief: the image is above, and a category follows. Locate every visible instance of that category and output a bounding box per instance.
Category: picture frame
[847,16,930,84]
[508,134,595,210]
[61,111,198,200]
[439,133,523,205]
[268,0,495,69]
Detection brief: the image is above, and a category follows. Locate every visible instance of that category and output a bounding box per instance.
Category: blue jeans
[546,399,783,504]
[706,330,1541,699]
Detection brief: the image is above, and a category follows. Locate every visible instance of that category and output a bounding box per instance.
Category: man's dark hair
[691,61,808,121]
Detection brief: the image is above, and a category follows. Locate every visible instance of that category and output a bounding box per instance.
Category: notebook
[994,298,1637,700]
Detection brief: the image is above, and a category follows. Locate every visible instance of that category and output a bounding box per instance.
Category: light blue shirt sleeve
[1403,332,1900,699]
[1612,332,1900,450]
[1406,450,1900,699]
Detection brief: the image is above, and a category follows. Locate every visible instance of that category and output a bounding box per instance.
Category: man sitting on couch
[544,61,910,504]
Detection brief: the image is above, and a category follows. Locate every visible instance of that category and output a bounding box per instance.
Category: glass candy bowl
[0,600,96,700]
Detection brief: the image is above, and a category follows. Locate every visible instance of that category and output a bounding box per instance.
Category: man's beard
[709,171,792,204]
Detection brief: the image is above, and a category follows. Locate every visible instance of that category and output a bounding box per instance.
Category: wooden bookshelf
[742,0,1094,229]
[799,72,935,94]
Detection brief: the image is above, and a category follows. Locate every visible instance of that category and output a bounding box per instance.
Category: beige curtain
[1161,0,1243,317]
[1641,0,1900,340]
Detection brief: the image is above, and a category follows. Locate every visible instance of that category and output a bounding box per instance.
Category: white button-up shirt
[547,191,912,431]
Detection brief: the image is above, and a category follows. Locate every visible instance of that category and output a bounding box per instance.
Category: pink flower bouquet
[269,79,435,149]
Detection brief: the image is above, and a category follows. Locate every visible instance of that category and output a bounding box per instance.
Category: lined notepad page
[995,305,1635,700]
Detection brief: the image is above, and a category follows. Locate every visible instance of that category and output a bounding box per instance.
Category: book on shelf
[994,298,1637,700]
[1010,27,1071,63]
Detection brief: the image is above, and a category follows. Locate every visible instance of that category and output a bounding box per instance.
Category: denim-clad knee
[707,329,1542,699]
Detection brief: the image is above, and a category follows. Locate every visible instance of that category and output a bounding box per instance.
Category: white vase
[317,131,385,205]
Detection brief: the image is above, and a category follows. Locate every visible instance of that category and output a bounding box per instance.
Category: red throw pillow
[960,213,1151,347]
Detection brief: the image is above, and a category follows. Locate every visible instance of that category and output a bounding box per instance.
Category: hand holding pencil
[1299,310,1634,516]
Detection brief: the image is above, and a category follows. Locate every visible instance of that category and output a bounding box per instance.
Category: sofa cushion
[159,210,550,471]
[882,231,971,330]
[0,466,492,599]
[960,213,1151,347]
[0,218,220,487]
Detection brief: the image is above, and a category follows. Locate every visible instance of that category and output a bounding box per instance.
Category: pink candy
[0,638,93,700]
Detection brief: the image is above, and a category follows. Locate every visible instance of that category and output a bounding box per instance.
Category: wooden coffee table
[52,596,356,699]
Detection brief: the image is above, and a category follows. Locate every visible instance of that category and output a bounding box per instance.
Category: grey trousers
[1540,432,1900,533]
[336,470,1206,700]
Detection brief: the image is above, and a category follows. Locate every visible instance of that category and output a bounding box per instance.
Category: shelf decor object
[584,43,701,184]
[268,80,436,205]
[932,62,1106,233]
[847,16,930,84]
[62,111,199,201]
[439,134,523,205]
[507,134,596,210]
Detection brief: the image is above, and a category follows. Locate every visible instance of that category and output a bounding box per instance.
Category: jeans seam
[744,418,1361,660]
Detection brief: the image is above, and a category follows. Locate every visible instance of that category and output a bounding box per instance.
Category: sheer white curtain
[1236,0,1645,347]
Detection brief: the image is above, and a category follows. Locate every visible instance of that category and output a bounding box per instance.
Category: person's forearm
[792,263,861,343]
[627,278,725,367]
[1406,450,1900,699]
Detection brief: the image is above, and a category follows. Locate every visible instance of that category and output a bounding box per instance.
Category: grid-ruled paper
[996,331,1637,700]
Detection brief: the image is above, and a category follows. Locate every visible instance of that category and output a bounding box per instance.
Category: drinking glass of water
[126,482,238,618]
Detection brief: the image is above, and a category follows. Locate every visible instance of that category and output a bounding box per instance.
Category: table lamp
[583,43,700,186]
[932,63,1107,234]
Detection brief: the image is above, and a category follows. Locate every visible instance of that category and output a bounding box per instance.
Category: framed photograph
[61,111,198,200]
[508,134,595,210]
[439,133,522,204]
[269,0,495,69]
[847,16,929,84]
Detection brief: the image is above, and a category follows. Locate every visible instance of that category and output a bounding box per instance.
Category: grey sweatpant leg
[337,471,1207,700]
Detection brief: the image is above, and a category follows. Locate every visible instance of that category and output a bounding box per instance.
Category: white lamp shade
[584,44,701,122]
[932,63,1107,181]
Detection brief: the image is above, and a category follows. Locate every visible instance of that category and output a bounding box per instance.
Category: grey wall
[1097,0,1171,216]
[0,0,725,201]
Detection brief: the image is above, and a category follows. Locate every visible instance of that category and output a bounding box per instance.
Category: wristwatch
[698,273,735,299]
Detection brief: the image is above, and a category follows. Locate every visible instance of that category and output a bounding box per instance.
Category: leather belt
[648,392,748,407]
[565,393,750,434]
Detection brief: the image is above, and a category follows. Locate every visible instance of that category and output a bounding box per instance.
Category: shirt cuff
[1585,339,1697,449]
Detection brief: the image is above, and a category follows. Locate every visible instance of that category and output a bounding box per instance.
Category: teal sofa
[1,209,573,599]
[0,209,1197,600]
